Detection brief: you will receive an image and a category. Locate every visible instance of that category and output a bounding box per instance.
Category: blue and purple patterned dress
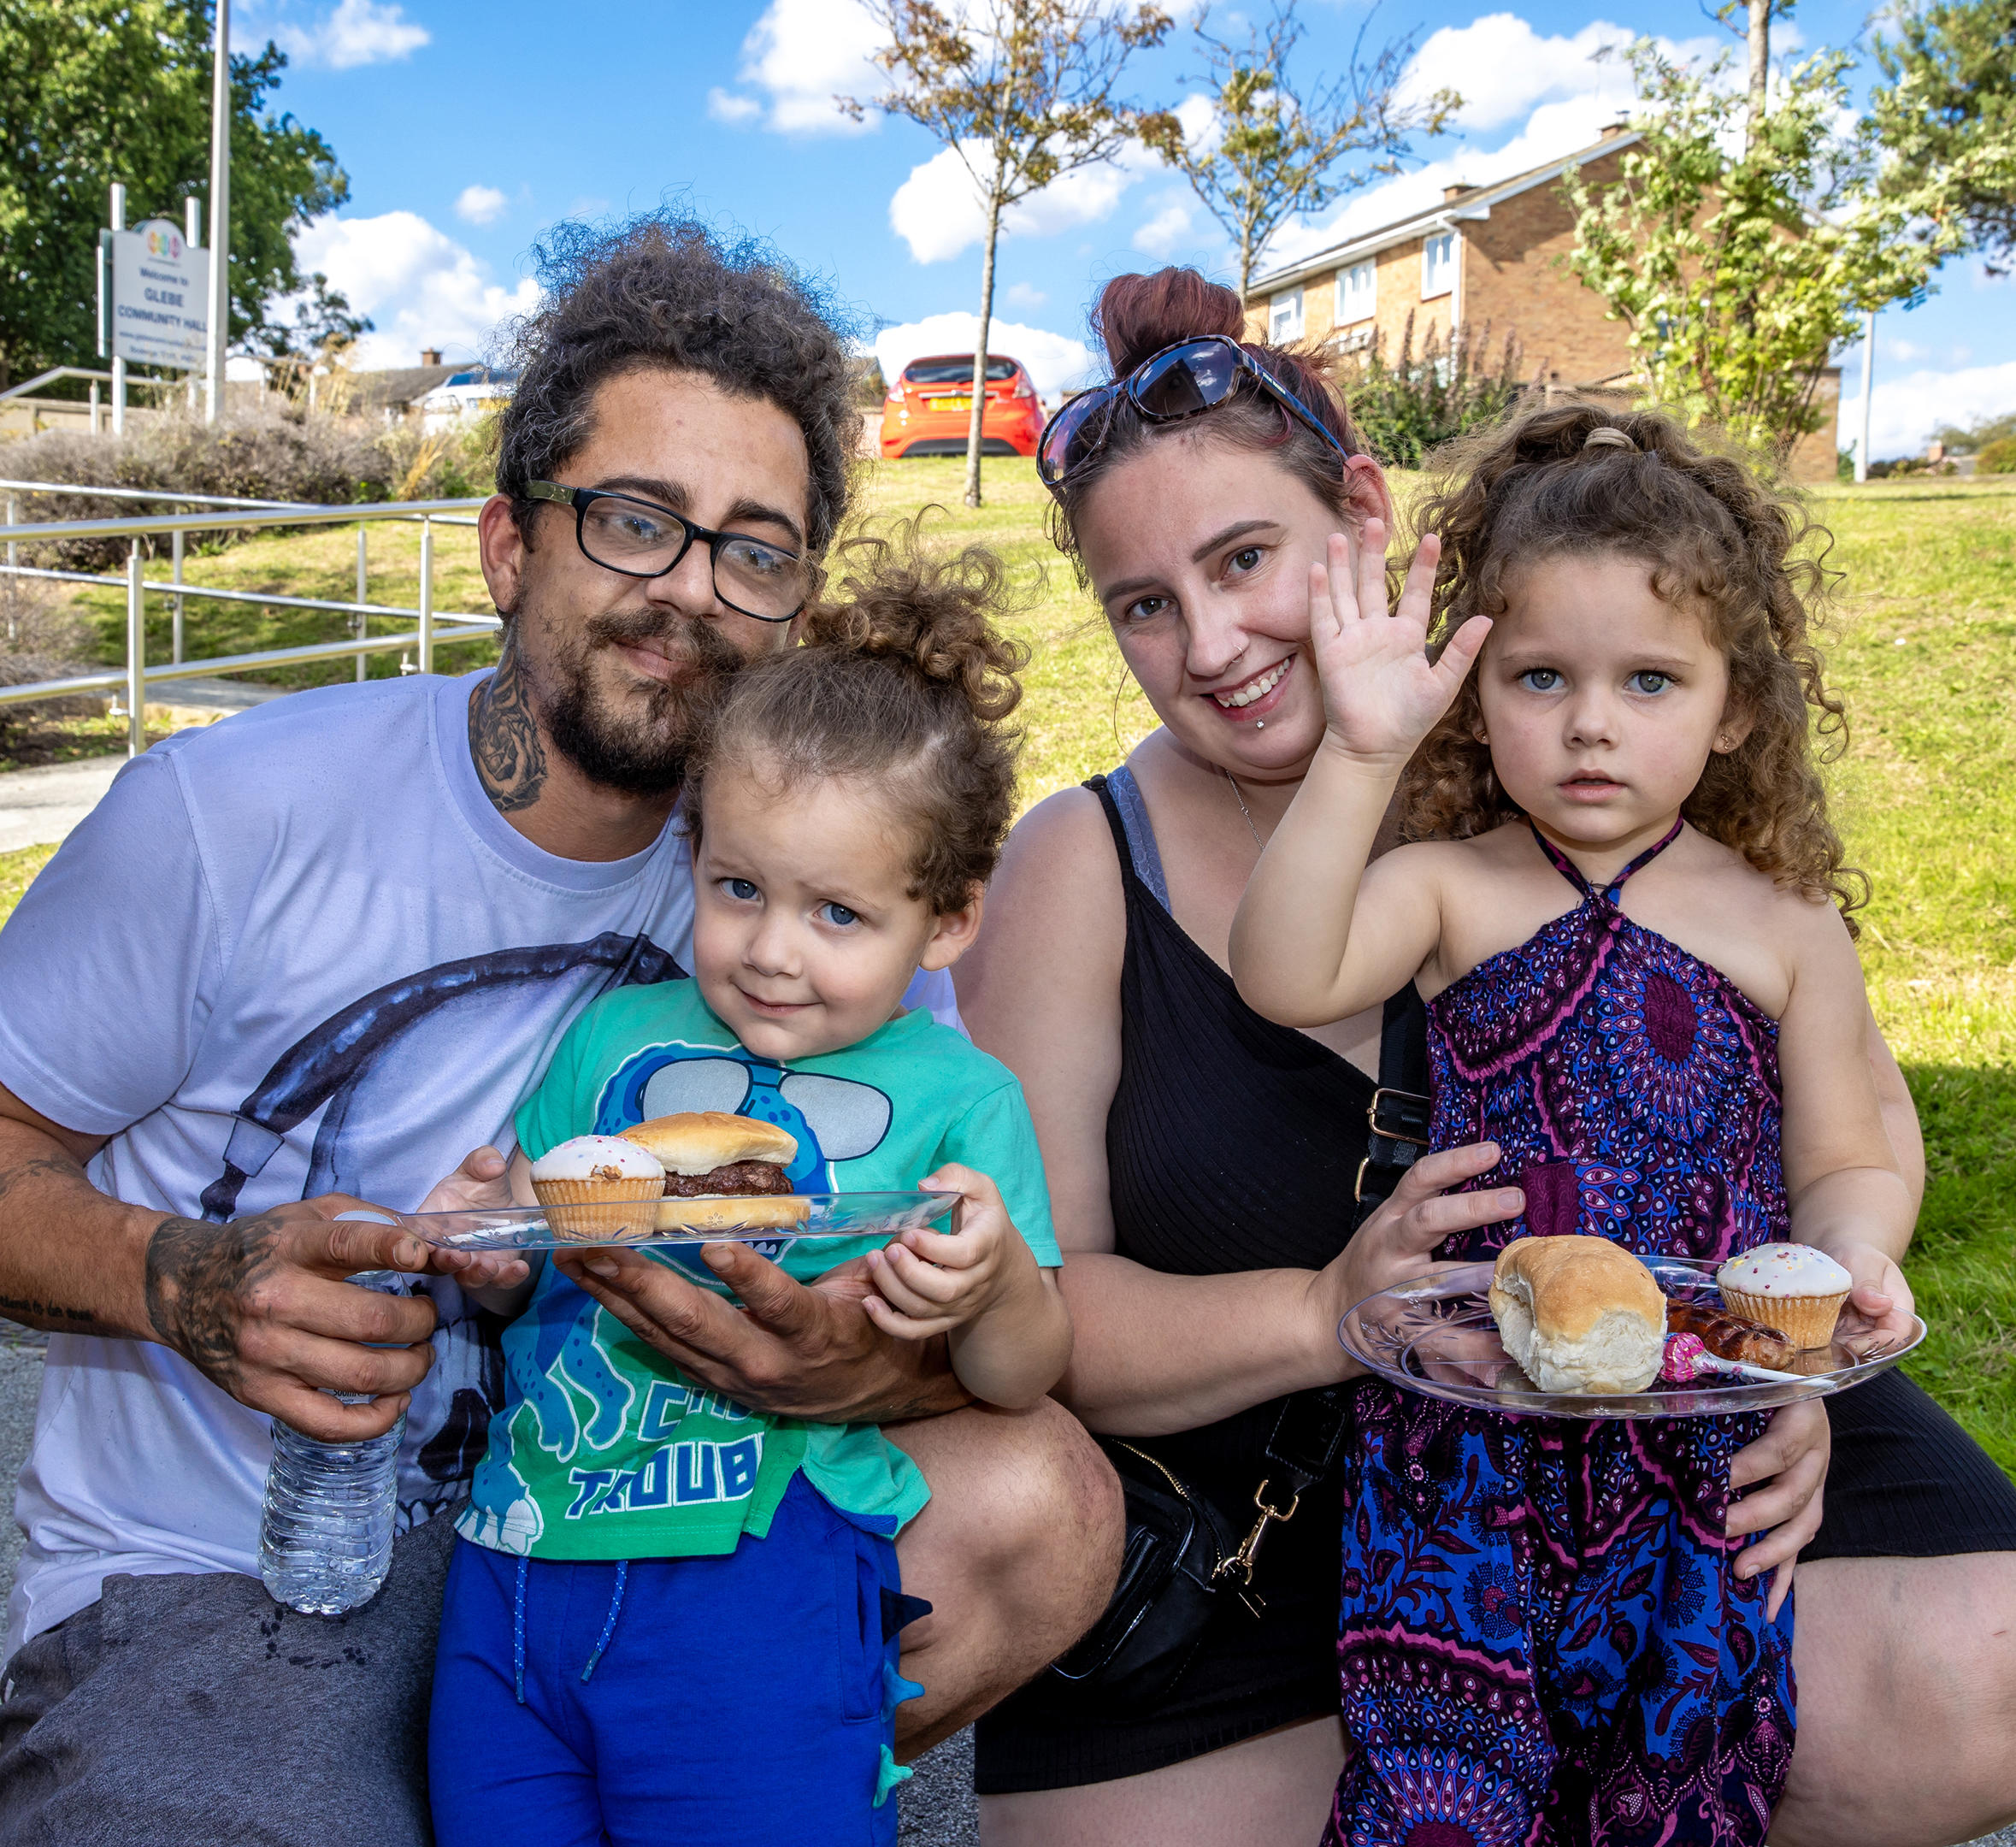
[1327,821,1796,1847]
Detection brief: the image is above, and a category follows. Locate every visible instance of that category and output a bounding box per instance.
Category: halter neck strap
[1529,817,1683,906]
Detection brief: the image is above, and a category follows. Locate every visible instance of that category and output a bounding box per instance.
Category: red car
[881,353,1042,459]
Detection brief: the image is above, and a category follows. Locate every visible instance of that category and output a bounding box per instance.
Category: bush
[1976,437,2016,475]
[0,576,101,749]
[1333,313,1531,469]
[1,407,496,569]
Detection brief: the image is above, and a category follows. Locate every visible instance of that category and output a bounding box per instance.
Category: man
[0,215,1120,1844]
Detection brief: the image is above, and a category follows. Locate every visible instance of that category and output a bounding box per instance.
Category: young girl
[1229,404,1915,1846]
[425,529,1072,1847]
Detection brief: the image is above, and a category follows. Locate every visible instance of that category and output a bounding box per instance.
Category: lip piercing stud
[1255,719,1265,729]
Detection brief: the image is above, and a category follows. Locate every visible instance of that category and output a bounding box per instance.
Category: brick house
[1241,125,1841,481]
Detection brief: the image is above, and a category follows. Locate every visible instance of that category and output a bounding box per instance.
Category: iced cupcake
[531,1135,666,1242]
[1715,1243,1854,1349]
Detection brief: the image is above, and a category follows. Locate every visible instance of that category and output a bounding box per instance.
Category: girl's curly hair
[1401,400,1866,926]
[683,516,1029,914]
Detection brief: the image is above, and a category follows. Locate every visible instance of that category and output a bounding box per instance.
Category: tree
[848,1,1171,507]
[1135,2,1459,299]
[1865,0,2016,273]
[0,0,350,392]
[1563,37,1958,459]
[245,274,373,398]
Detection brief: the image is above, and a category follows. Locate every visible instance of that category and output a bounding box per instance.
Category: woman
[955,267,2016,1846]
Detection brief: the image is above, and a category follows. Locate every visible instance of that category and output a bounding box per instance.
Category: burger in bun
[1488,1236,1665,1395]
[618,1112,810,1233]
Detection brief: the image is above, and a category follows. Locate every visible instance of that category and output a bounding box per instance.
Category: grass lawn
[1,457,2010,1471]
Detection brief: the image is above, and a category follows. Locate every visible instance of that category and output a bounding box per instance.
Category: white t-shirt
[0,669,713,1652]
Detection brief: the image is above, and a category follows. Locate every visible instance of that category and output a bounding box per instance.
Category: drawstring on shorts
[512,1555,529,1705]
[508,1554,631,1701]
[581,1559,628,1683]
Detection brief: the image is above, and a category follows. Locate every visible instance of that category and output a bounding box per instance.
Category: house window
[1422,233,1456,299]
[1335,261,1376,324]
[1269,288,1305,342]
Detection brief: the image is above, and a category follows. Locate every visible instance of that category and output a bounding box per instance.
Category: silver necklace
[1223,767,1264,851]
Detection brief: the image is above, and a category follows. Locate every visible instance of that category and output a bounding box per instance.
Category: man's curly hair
[494,211,863,560]
[1401,400,1867,926]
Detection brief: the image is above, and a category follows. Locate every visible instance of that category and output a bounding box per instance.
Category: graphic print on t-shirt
[464,1038,893,1554]
[195,931,682,1530]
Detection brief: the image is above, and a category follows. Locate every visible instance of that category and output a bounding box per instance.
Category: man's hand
[553,1240,970,1425]
[144,1199,442,1442]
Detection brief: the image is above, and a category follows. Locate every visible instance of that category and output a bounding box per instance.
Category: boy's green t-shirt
[456,979,1059,1562]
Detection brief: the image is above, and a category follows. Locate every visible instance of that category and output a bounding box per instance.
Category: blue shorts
[428,1474,914,1847]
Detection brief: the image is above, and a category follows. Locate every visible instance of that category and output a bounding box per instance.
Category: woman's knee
[1778,1553,2016,1844]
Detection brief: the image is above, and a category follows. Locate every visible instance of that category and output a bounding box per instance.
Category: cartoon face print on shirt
[463,1040,895,1554]
[595,1039,894,1190]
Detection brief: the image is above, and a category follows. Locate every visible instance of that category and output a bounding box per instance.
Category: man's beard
[516,600,746,796]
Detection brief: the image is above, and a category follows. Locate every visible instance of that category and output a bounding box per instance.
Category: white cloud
[1133,196,1198,257]
[874,313,1096,395]
[274,0,428,70]
[1837,357,2016,458]
[890,137,1159,263]
[706,87,763,126]
[1397,15,1659,132]
[454,185,508,227]
[1005,281,1047,309]
[292,211,541,370]
[733,0,887,136]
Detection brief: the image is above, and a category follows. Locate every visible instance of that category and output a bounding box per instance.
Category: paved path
[0,677,284,853]
[0,754,124,853]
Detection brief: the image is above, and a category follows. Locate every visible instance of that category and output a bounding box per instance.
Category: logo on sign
[143,224,184,262]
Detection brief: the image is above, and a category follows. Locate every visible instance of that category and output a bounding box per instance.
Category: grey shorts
[0,1509,457,1847]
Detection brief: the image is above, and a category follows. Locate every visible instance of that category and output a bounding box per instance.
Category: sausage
[1667,1299,1797,1370]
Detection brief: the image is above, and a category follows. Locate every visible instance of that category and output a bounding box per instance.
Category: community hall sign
[99,219,210,371]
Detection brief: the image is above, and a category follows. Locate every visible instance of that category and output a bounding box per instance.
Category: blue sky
[236,0,2014,457]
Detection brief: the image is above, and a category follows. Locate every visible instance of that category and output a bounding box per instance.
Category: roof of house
[351,363,460,410]
[1249,127,1644,299]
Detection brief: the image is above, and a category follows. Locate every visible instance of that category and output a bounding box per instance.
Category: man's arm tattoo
[144,1213,286,1395]
[468,638,547,815]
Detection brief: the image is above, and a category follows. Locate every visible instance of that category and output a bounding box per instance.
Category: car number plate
[934,396,972,412]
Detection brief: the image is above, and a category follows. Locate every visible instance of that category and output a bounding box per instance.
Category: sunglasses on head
[1036,335,1353,493]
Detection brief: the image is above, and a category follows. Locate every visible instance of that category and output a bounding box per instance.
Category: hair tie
[1583,426,1636,452]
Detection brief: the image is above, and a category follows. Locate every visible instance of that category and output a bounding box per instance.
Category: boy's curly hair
[1401,400,1866,926]
[683,516,1029,914]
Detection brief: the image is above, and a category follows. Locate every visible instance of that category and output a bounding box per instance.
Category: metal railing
[1,483,495,756]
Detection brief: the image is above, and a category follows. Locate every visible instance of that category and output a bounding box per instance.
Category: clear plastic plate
[392,1189,958,1255]
[1339,1255,1926,1419]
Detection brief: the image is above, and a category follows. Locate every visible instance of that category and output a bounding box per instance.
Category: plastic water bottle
[258,1268,410,1615]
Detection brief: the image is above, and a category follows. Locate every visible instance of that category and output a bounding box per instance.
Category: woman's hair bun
[1092,268,1246,376]
[804,516,1029,723]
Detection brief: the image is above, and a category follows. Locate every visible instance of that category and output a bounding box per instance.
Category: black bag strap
[1352,985,1430,1228]
[1217,989,1430,1596]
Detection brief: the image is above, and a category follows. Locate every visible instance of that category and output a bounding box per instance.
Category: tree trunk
[964,177,1004,510]
[1239,223,1254,308]
[1747,0,1771,154]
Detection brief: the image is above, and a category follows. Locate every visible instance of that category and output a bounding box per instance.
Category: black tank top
[1093,768,1375,1490]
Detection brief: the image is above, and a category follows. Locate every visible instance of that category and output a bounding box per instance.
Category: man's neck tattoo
[469,639,548,815]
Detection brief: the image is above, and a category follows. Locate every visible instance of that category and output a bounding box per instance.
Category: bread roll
[1488,1236,1665,1395]
[620,1112,798,1175]
[654,1195,811,1234]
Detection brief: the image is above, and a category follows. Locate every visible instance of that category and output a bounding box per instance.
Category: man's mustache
[584,607,743,675]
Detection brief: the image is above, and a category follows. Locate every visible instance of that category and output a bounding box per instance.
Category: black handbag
[1044,989,1431,1712]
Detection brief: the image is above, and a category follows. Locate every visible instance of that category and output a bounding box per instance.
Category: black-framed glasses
[526,479,811,623]
[1035,336,1353,493]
